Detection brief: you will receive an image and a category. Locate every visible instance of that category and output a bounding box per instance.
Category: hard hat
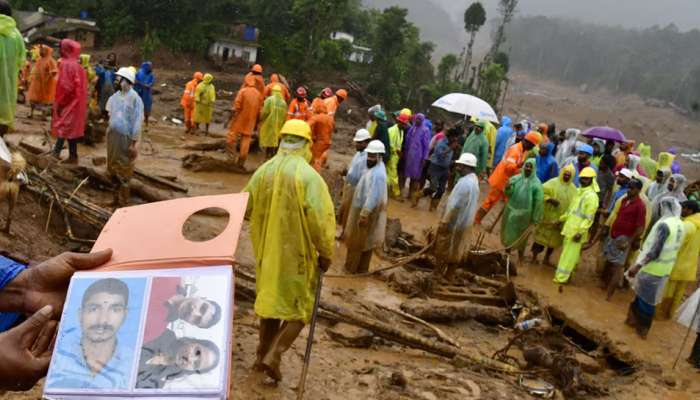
[368,104,382,114]
[251,64,263,73]
[321,87,333,98]
[116,67,135,84]
[400,108,412,117]
[279,120,312,141]
[366,140,386,154]
[296,86,307,97]
[618,168,633,179]
[580,167,597,178]
[455,153,478,167]
[353,129,371,142]
[336,89,348,99]
[397,113,410,124]
[524,131,540,146]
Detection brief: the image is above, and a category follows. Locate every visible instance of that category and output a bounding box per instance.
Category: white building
[330,31,373,64]
[208,39,259,65]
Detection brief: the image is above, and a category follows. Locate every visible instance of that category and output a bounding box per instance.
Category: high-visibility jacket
[560,185,599,240]
[669,214,700,281]
[388,124,403,161]
[642,217,685,277]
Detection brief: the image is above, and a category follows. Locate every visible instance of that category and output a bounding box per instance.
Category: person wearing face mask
[554,167,599,285]
[243,119,334,382]
[532,164,577,266]
[344,140,388,274]
[105,67,144,207]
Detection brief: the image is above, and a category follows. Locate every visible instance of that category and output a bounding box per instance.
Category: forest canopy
[506,16,700,115]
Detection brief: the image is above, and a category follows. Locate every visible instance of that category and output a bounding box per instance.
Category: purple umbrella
[581,126,626,143]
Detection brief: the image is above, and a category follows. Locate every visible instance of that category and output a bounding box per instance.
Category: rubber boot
[429,197,440,212]
[253,319,281,371]
[262,320,305,381]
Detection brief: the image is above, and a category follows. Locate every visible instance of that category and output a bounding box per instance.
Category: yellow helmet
[280,120,312,141]
[400,108,412,117]
[580,167,597,178]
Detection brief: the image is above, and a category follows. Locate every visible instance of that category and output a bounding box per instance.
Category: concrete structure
[15,10,99,49]
[330,31,372,64]
[208,24,260,66]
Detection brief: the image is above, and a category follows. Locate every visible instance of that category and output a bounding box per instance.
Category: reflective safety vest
[388,124,403,160]
[642,217,685,277]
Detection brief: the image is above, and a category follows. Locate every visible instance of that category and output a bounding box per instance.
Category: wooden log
[400,298,513,326]
[180,139,226,151]
[374,303,461,348]
[181,153,248,173]
[134,168,188,193]
[431,290,506,307]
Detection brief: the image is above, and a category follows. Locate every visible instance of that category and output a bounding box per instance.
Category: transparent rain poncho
[646,168,671,201]
[346,151,368,188]
[501,159,544,248]
[534,164,577,248]
[345,160,388,252]
[650,174,687,225]
[437,172,480,262]
[244,135,335,323]
[632,197,684,306]
[555,128,579,166]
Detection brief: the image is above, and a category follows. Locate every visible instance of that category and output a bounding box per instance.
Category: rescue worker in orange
[288,87,310,121]
[180,71,203,135]
[263,73,290,102]
[475,131,540,224]
[228,74,262,170]
[241,64,265,95]
[324,89,347,118]
[311,87,332,114]
[28,44,58,119]
[309,100,335,171]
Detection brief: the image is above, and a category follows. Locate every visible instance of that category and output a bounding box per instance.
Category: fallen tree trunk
[180,140,226,151]
[431,290,506,307]
[400,298,513,326]
[182,153,249,174]
[134,168,188,193]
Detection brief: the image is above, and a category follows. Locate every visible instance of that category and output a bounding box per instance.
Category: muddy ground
[1,64,700,399]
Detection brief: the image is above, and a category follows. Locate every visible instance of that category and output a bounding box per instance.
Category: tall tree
[461,2,486,82]
[487,0,518,63]
[438,53,459,89]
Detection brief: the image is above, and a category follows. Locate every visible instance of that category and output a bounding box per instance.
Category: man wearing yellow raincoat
[193,73,215,135]
[243,119,335,382]
[258,84,287,159]
[387,113,409,198]
[532,164,577,265]
[554,167,599,284]
[484,120,497,170]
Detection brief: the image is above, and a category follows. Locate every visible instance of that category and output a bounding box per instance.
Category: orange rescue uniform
[309,101,335,171]
[228,75,263,161]
[180,72,202,130]
[263,73,290,103]
[288,98,310,121]
[480,141,528,217]
[28,45,58,105]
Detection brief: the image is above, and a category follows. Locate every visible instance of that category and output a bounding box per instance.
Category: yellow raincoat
[485,121,497,168]
[244,137,335,323]
[258,85,287,149]
[387,124,404,197]
[194,73,215,124]
[662,213,700,315]
[554,176,599,283]
[534,164,577,249]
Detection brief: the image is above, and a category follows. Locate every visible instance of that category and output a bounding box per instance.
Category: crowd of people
[1,0,700,392]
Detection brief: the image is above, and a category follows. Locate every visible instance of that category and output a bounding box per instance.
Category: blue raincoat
[493,116,514,166]
[135,62,155,113]
[346,151,368,187]
[536,143,559,183]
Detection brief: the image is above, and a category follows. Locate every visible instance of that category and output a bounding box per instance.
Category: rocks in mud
[327,322,374,348]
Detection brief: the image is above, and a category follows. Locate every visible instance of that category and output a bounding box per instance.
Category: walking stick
[672,293,700,370]
[486,202,506,233]
[296,271,323,399]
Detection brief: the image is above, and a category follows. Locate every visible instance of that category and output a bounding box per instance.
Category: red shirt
[611,196,646,238]
[143,277,181,343]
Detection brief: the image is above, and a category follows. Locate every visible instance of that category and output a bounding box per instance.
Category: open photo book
[43,194,248,400]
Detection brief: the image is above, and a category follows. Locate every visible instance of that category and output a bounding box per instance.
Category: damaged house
[15,9,99,48]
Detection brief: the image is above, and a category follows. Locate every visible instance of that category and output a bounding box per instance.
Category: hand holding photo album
[43,194,248,400]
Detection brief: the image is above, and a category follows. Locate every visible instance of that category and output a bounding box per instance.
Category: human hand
[318,257,332,273]
[0,305,57,391]
[627,264,641,278]
[573,233,582,243]
[1,250,112,316]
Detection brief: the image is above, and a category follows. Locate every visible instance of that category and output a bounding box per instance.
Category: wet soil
[2,67,700,399]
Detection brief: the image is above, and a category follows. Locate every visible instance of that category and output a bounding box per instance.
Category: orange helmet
[321,87,333,98]
[251,64,263,73]
[194,71,203,80]
[336,89,348,99]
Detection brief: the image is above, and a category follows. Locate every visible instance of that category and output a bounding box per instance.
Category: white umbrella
[431,93,499,124]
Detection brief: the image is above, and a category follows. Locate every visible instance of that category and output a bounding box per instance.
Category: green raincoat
[244,136,336,323]
[501,159,544,250]
[637,143,657,178]
[258,86,287,148]
[0,15,26,129]
[461,121,490,175]
[534,164,578,249]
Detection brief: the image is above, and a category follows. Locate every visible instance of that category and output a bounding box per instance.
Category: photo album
[43,194,248,400]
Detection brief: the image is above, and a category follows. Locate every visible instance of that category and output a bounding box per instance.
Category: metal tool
[296,271,323,399]
[673,292,700,370]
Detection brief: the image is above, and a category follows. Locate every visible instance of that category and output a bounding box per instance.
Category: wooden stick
[375,303,461,348]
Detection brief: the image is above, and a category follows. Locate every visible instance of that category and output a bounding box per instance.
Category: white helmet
[366,140,385,154]
[116,67,135,84]
[455,152,477,167]
[353,129,371,142]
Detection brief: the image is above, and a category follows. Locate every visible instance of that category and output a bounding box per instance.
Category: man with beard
[46,278,131,389]
[142,277,222,343]
[137,329,220,389]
